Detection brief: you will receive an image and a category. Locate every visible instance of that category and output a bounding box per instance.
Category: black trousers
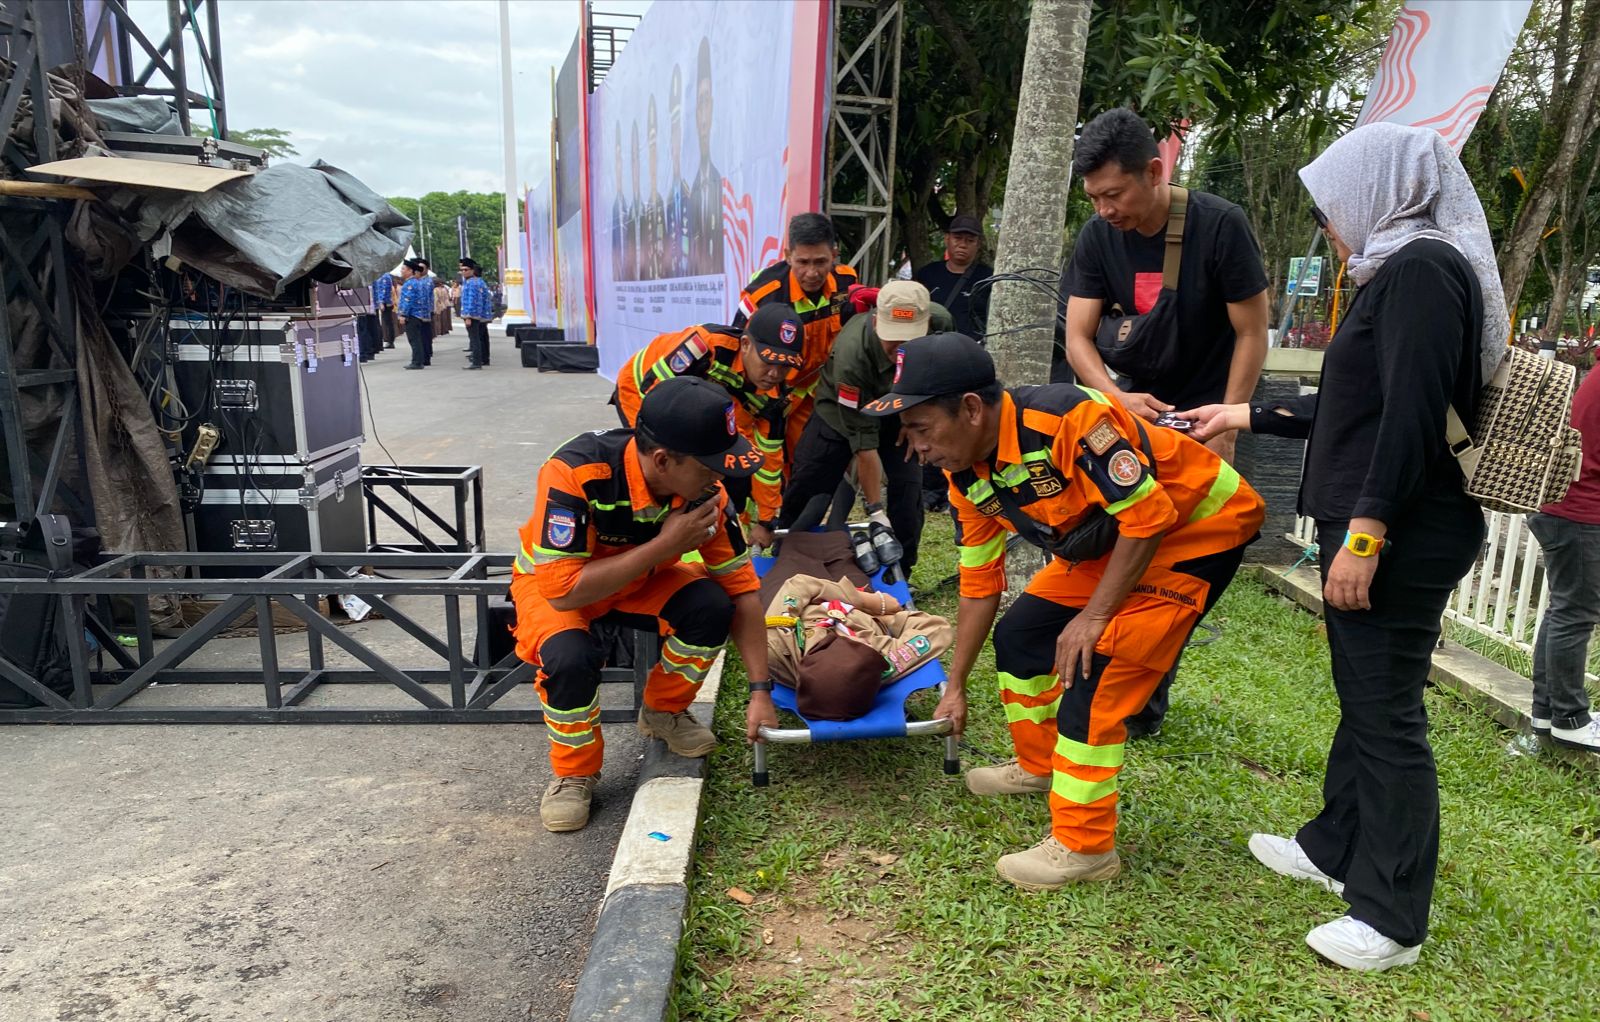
[778,413,924,572]
[404,319,433,367]
[356,313,381,361]
[1297,488,1483,947]
[466,320,491,366]
[380,307,397,348]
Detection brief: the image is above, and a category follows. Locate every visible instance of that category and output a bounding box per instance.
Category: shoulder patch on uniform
[1108,450,1142,487]
[1085,418,1120,456]
[837,384,860,409]
[544,508,578,549]
[666,333,711,373]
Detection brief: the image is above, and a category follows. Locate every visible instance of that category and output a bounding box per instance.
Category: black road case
[195,447,365,573]
[171,314,365,463]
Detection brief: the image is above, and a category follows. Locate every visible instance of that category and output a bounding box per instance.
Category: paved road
[0,334,637,1022]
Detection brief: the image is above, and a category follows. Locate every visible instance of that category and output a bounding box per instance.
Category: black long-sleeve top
[1250,239,1484,524]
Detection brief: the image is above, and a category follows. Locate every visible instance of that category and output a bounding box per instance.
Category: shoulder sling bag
[1093,187,1188,380]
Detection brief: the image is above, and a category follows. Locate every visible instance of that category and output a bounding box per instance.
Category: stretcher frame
[750,552,958,786]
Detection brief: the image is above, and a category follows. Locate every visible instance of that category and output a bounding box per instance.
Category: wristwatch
[748,679,774,694]
[1343,531,1385,557]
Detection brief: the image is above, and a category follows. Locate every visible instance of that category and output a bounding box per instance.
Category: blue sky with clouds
[129,0,651,196]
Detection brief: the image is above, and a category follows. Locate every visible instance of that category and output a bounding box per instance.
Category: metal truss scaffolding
[83,0,229,137]
[0,552,653,724]
[0,0,86,527]
[1,0,229,527]
[826,0,903,285]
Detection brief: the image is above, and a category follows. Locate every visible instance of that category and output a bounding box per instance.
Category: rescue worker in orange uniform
[512,377,780,832]
[611,304,805,548]
[867,334,1264,888]
[732,212,860,490]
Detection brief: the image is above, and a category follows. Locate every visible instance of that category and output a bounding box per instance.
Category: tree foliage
[199,125,299,159]
[878,0,1381,273]
[382,191,513,279]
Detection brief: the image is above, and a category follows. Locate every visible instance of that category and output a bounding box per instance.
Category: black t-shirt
[1064,189,1267,407]
[913,260,992,339]
[1253,239,1484,524]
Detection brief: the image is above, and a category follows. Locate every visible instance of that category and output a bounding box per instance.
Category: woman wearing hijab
[1182,122,1503,971]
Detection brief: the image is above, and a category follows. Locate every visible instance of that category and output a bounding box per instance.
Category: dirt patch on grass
[722,846,906,1020]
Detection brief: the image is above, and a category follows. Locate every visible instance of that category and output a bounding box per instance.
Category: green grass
[671,513,1600,1021]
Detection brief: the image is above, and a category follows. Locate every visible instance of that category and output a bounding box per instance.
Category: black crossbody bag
[1093,187,1187,380]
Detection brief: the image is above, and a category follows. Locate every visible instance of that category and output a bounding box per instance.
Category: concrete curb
[1251,565,1597,771]
[567,652,725,1022]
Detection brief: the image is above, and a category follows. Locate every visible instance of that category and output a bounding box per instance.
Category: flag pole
[498,0,529,327]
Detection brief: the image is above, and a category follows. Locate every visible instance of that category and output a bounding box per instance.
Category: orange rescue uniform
[950,384,1265,853]
[612,324,786,523]
[512,428,760,777]
[732,261,859,482]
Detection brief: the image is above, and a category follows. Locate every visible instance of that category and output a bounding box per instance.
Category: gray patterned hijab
[1299,122,1508,380]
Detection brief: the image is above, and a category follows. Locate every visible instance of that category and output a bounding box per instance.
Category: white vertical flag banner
[1356,0,1534,150]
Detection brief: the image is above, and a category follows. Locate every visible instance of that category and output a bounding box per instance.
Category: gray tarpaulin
[133,159,414,297]
[84,97,181,135]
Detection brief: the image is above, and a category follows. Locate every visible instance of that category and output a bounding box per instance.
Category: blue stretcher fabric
[753,553,948,743]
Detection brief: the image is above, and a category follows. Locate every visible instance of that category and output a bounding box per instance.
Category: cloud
[131,0,651,198]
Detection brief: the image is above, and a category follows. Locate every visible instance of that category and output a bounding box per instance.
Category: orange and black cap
[637,376,761,478]
[861,332,994,416]
[743,303,805,369]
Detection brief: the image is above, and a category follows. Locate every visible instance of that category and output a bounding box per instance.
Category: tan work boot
[540,774,598,833]
[638,707,718,758]
[965,758,1050,796]
[996,836,1121,891]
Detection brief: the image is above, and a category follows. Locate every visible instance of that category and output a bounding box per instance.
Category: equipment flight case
[194,447,366,575]
[170,314,365,463]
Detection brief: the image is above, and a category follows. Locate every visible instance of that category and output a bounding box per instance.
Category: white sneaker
[1305,915,1421,971]
[1248,833,1345,894]
[1551,717,1600,752]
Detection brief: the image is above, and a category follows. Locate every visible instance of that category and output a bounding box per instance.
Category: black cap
[947,213,983,236]
[861,332,994,416]
[637,377,761,477]
[458,256,481,272]
[743,303,805,369]
[404,257,428,272]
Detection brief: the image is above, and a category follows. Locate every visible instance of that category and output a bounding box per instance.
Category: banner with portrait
[587,0,799,379]
[525,182,558,328]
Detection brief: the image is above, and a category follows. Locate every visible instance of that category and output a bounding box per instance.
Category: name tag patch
[1085,418,1120,456]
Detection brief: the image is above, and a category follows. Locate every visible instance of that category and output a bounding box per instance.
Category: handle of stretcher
[752,718,959,787]
[767,521,868,538]
[756,716,953,743]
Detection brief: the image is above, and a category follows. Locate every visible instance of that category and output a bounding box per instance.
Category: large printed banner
[1356,1,1533,150]
[589,0,799,379]
[526,181,558,328]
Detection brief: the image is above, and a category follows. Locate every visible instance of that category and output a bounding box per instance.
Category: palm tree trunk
[985,0,1092,598]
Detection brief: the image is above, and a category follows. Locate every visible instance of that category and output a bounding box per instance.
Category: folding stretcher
[750,552,958,786]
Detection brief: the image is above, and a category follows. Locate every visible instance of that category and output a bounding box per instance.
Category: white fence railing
[1287,512,1597,684]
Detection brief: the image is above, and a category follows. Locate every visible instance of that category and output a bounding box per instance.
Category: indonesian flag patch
[738,293,758,319]
[668,335,709,373]
[838,384,860,410]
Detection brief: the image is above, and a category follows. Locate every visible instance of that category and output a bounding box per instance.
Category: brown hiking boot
[638,707,718,758]
[540,774,598,832]
[965,758,1050,796]
[996,836,1121,891]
